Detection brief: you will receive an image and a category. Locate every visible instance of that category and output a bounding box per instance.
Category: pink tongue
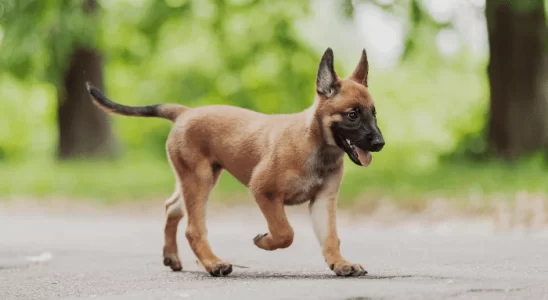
[356,148,372,167]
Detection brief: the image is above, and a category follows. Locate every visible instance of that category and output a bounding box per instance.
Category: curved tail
[86,82,187,122]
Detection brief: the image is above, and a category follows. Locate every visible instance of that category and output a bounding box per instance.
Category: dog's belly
[283,175,323,205]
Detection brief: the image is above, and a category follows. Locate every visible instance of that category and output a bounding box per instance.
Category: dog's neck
[304,110,345,175]
[304,99,345,159]
[304,100,318,129]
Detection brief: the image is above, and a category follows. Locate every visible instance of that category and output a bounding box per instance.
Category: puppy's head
[314,48,384,167]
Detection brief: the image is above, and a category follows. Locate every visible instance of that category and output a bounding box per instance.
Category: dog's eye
[347,111,358,121]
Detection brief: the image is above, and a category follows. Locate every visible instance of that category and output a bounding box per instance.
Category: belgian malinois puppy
[86,47,385,277]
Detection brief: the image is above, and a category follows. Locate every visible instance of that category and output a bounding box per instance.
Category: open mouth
[339,137,373,168]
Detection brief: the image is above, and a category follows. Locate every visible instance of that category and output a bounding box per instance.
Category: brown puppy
[86,48,385,277]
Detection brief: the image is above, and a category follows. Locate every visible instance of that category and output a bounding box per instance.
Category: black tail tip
[85,82,104,101]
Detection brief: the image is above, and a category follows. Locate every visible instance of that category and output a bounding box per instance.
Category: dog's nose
[371,140,384,151]
[369,135,385,152]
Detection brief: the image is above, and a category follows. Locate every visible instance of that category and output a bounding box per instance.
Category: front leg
[249,166,295,251]
[253,191,294,251]
[309,170,367,277]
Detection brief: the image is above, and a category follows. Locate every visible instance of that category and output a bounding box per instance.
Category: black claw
[329,264,334,270]
[209,264,233,277]
[253,233,268,243]
[163,258,172,266]
[171,264,182,272]
[210,268,222,277]
[222,265,233,276]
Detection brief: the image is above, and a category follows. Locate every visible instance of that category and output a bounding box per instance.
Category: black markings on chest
[284,147,342,205]
[310,146,343,177]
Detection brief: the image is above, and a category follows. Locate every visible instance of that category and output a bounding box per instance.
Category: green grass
[1,154,546,210]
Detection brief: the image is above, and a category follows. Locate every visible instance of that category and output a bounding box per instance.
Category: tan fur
[88,48,375,277]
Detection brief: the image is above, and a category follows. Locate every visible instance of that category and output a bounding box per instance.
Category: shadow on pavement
[176,270,451,281]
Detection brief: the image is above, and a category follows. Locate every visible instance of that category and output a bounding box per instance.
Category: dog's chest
[284,174,324,205]
[283,148,342,205]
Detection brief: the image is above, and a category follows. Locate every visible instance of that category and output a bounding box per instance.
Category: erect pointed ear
[350,48,369,87]
[316,48,339,97]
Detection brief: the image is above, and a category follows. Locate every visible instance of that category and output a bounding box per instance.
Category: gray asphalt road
[1,205,547,300]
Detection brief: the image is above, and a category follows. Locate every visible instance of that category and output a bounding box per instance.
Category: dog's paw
[206,262,233,277]
[329,261,367,277]
[163,256,183,271]
[162,248,182,271]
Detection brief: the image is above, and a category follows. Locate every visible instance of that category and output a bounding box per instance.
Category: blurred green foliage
[0,0,546,204]
[0,0,320,159]
[0,0,98,82]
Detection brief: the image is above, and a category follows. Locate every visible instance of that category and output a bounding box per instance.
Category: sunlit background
[0,0,547,213]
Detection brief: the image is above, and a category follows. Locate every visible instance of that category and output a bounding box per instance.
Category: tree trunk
[485,0,548,161]
[57,0,118,160]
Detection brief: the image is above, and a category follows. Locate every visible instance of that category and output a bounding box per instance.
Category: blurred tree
[485,0,548,161]
[57,0,117,159]
[344,0,548,161]
[0,0,117,160]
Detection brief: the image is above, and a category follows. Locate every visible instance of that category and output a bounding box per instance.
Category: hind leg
[162,184,184,271]
[170,153,231,276]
